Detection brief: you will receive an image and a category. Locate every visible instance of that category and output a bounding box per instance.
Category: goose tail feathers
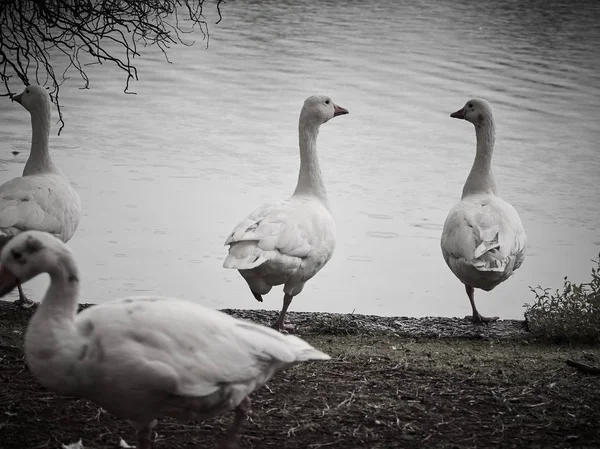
[283,334,332,362]
[472,225,507,272]
[223,241,269,270]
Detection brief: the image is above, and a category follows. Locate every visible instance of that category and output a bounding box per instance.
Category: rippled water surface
[1,0,599,319]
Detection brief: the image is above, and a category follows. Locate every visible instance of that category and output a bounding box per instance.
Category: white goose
[0,230,331,449]
[0,85,81,308]
[440,98,526,324]
[223,95,348,332]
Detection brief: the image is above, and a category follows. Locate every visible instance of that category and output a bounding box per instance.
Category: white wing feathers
[442,196,526,274]
[0,188,61,237]
[223,241,271,270]
[0,175,77,239]
[473,224,500,259]
[223,200,313,270]
[231,320,331,363]
[76,298,329,400]
[224,202,279,245]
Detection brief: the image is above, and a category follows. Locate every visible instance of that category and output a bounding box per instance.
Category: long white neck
[23,107,59,176]
[461,118,498,198]
[26,256,81,359]
[293,119,328,204]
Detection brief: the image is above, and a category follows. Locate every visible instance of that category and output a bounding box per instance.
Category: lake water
[0,0,599,319]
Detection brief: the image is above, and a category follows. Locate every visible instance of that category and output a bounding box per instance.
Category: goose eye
[26,89,29,94]
[325,100,330,105]
[468,103,473,108]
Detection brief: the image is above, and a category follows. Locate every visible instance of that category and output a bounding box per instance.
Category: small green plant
[524,254,600,343]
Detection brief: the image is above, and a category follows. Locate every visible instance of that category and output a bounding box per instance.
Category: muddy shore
[1,301,598,449]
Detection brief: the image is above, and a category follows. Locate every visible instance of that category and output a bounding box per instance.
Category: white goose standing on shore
[224,95,348,332]
[441,98,526,324]
[0,85,81,308]
[0,230,331,449]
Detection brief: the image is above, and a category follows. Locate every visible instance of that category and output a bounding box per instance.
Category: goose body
[0,174,79,241]
[224,196,336,292]
[224,95,348,331]
[0,85,81,307]
[440,99,526,323]
[0,231,330,449]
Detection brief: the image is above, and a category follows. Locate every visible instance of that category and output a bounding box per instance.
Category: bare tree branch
[0,0,225,134]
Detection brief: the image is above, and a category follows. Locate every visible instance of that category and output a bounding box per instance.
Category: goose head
[11,85,52,116]
[0,231,73,297]
[450,98,493,126]
[300,95,348,126]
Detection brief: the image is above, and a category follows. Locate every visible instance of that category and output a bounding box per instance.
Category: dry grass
[1,302,599,449]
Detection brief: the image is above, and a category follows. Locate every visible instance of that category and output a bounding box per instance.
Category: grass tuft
[524,254,600,344]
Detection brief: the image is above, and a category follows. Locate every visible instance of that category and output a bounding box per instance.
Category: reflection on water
[0,0,599,318]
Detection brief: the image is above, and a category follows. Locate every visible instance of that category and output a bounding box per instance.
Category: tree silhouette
[0,0,224,133]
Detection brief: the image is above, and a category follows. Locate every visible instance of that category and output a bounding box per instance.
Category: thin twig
[566,359,600,375]
[0,0,225,134]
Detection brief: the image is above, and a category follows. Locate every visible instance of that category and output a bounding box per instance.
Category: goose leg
[465,285,498,324]
[14,283,37,309]
[218,396,251,449]
[271,293,293,333]
[131,419,157,449]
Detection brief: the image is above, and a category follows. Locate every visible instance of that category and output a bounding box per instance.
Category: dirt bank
[0,301,598,449]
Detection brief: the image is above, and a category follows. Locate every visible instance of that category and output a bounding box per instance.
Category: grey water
[0,0,599,319]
